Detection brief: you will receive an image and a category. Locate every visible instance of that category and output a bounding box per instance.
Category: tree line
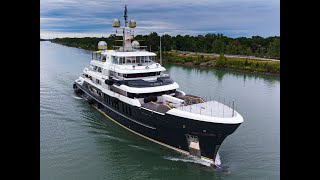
[51,32,280,59]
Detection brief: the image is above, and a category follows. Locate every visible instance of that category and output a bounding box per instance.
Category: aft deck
[176,100,236,118]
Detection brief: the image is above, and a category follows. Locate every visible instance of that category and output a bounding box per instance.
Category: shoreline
[50,42,279,76]
[171,50,280,62]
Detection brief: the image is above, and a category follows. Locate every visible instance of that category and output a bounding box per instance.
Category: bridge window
[114,56,155,65]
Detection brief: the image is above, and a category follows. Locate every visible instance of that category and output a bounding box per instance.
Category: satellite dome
[112,18,120,28]
[128,19,136,28]
[98,41,107,50]
[131,40,140,47]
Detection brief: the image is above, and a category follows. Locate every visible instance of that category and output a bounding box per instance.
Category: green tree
[267,38,280,59]
[212,39,225,54]
[216,54,226,67]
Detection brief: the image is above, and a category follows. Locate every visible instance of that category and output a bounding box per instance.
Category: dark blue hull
[73,82,241,162]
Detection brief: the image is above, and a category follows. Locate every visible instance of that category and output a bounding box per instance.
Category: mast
[122,5,128,50]
[124,5,128,27]
[112,5,136,51]
[160,36,162,65]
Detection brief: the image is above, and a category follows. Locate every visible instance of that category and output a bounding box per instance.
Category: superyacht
[73,5,243,167]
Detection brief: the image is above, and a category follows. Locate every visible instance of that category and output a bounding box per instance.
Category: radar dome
[98,41,107,50]
[112,18,120,28]
[131,40,140,47]
[128,19,136,28]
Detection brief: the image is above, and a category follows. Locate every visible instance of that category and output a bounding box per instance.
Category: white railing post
[232,99,235,117]
[223,98,225,118]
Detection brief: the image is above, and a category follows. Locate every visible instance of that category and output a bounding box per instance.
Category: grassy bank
[163,51,279,75]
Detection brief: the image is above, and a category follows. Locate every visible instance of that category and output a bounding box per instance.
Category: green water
[40,41,280,180]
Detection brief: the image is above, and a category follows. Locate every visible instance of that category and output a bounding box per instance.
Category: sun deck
[176,100,236,118]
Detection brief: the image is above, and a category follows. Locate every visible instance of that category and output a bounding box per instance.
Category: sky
[40,0,280,39]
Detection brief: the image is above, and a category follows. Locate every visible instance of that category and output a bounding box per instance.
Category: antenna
[160,36,162,65]
[122,5,127,50]
[124,4,128,27]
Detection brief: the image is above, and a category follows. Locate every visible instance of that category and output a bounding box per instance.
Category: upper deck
[110,63,165,74]
[112,45,148,52]
[90,48,164,73]
[103,50,156,57]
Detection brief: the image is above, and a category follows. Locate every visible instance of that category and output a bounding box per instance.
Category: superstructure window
[127,89,176,99]
[112,56,118,64]
[136,56,141,63]
[123,72,160,78]
[121,57,125,64]
[90,65,103,73]
[92,52,103,61]
[114,56,155,65]
[125,57,136,64]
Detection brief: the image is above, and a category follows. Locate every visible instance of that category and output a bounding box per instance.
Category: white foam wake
[128,144,151,152]
[163,156,212,167]
[214,152,221,166]
[72,95,82,100]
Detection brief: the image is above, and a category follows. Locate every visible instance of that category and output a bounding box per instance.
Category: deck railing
[177,96,237,118]
[113,46,148,52]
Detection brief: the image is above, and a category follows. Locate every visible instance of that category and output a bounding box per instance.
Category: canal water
[40,41,280,180]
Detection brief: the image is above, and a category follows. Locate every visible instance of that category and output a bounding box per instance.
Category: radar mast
[112,5,137,51]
